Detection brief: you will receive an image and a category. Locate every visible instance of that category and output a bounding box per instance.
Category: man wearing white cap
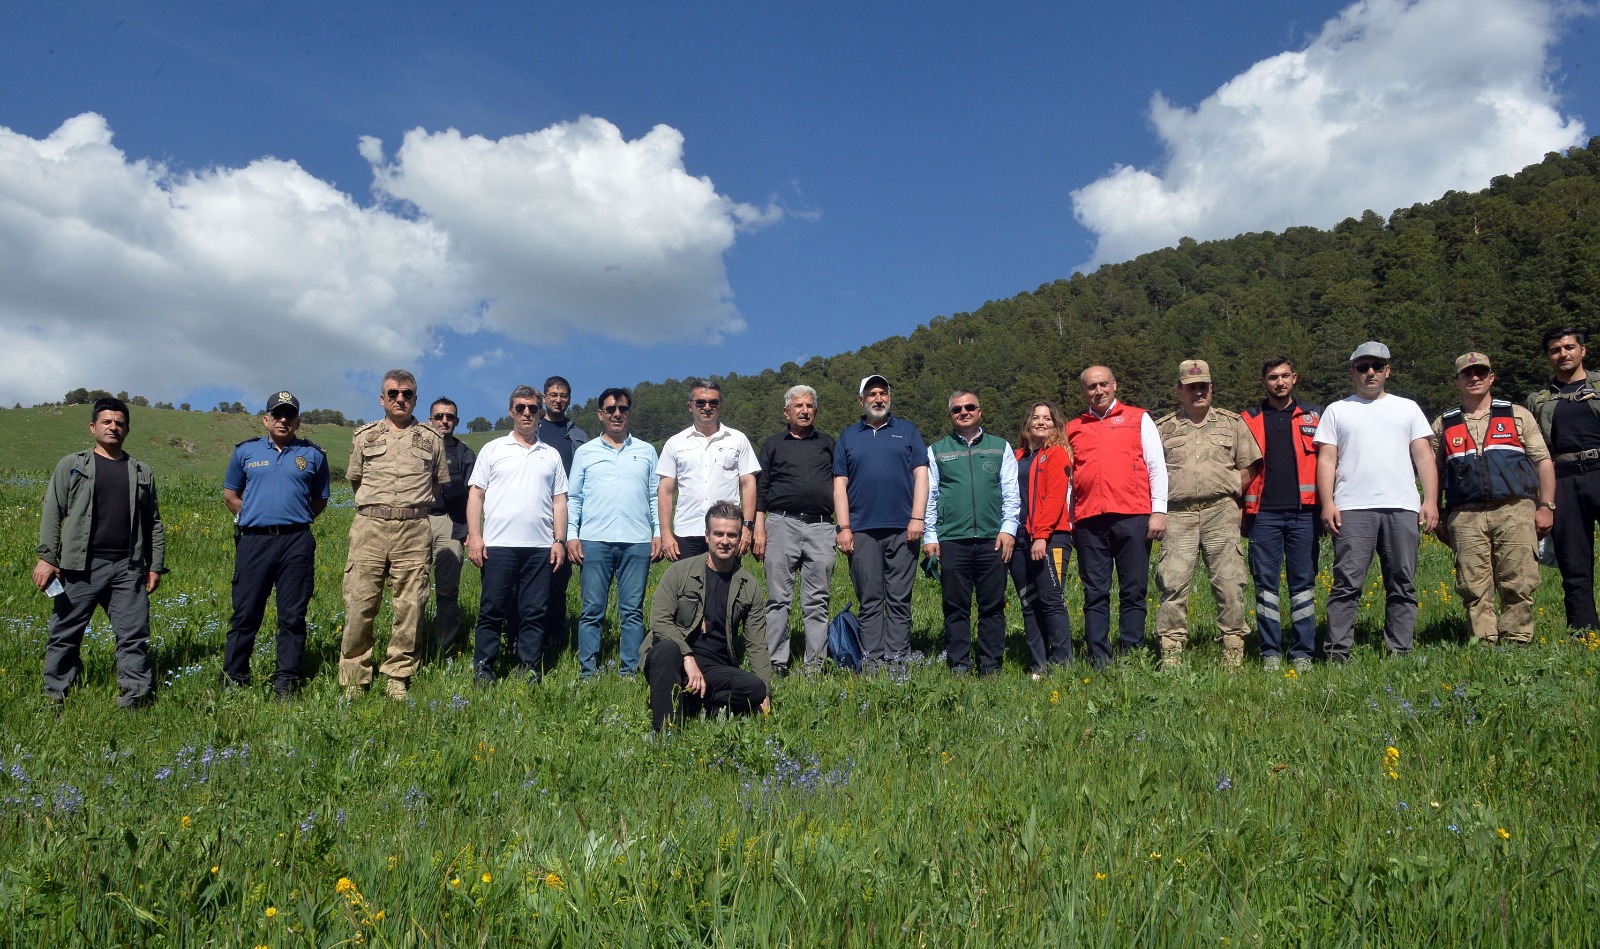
[1314,341,1439,660]
[833,373,928,670]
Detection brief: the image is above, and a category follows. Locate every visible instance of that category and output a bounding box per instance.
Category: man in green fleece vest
[924,390,1020,675]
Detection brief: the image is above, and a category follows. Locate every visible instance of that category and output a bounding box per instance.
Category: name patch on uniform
[246,459,271,469]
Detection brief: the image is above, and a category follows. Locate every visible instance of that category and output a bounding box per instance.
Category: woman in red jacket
[1012,401,1074,674]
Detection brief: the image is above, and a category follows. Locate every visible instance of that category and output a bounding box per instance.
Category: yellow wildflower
[1050,690,1060,704]
[211,866,219,875]
[1093,871,1106,881]
[336,877,357,895]
[1149,851,1162,860]
[1284,668,1299,680]
[482,872,492,884]
[544,871,565,890]
[265,907,277,918]
[180,815,192,829]
[450,877,461,888]
[1384,746,1399,780]
[1497,827,1511,840]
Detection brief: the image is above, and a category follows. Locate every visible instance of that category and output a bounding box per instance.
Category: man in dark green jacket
[33,397,166,708]
[643,500,773,730]
[924,389,1020,675]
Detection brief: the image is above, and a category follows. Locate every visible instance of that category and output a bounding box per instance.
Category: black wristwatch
[742,520,755,529]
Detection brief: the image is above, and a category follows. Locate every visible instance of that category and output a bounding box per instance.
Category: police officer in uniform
[1527,327,1600,631]
[1154,360,1262,669]
[1436,353,1554,645]
[340,370,450,700]
[426,396,476,659]
[221,391,331,697]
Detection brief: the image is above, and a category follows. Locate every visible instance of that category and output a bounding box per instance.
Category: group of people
[32,328,1600,727]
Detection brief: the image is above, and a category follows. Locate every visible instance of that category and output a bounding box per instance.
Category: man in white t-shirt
[1313,341,1440,660]
[656,379,761,561]
[467,384,569,684]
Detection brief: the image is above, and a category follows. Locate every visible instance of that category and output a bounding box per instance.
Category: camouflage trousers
[340,515,431,687]
[1444,498,1539,645]
[1156,497,1249,661]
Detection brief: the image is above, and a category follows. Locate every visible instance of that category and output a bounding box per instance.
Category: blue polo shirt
[833,415,928,531]
[225,437,331,528]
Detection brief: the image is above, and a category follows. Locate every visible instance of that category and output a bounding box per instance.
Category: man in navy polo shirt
[833,373,929,670]
[221,390,331,698]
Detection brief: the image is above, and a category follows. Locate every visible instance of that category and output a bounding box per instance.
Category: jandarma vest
[1240,399,1320,514]
[1439,401,1538,509]
[929,431,1007,540]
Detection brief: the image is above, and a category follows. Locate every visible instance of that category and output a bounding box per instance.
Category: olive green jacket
[36,450,166,574]
[643,556,772,686]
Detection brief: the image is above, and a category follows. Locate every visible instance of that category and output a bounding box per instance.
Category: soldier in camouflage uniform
[1154,360,1262,669]
[340,370,449,700]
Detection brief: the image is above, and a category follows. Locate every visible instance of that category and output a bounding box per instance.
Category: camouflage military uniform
[1155,407,1261,667]
[340,419,449,690]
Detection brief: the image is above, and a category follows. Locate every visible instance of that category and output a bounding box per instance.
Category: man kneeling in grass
[643,500,773,731]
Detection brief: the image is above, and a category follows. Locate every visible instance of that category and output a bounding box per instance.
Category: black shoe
[474,667,498,687]
[773,664,790,679]
[117,691,154,711]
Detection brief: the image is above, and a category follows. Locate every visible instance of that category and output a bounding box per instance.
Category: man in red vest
[1241,357,1321,672]
[1433,352,1554,645]
[1066,365,1168,668]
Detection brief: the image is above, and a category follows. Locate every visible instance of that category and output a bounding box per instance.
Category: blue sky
[0,0,1592,422]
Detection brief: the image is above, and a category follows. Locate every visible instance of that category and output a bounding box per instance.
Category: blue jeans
[473,546,552,676]
[577,541,652,676]
[1248,509,1318,661]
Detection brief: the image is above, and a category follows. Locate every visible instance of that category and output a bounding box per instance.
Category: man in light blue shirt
[566,387,661,677]
[924,389,1020,675]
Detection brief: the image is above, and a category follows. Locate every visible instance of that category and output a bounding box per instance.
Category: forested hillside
[605,137,1600,441]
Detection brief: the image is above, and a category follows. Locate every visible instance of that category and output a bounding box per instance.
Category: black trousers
[474,546,552,677]
[223,530,316,689]
[644,640,767,731]
[674,534,709,561]
[939,538,1009,674]
[1009,532,1074,670]
[1074,513,1151,667]
[1552,464,1600,630]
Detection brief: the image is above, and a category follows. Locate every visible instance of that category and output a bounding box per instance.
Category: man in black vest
[1527,328,1600,631]
[1436,353,1554,645]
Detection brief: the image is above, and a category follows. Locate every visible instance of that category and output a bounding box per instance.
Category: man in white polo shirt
[1314,341,1439,662]
[467,384,569,684]
[657,378,760,561]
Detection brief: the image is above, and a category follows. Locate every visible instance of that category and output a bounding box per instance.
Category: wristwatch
[1539,501,1557,511]
[742,520,755,529]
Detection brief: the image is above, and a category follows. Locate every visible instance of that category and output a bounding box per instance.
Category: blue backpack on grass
[827,605,863,672]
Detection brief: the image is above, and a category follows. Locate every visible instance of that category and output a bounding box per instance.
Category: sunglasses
[511,403,540,415]
[1352,362,1387,374]
[1459,368,1491,380]
[692,399,721,409]
[269,409,298,421]
[601,404,631,415]
[431,412,458,422]
[949,403,979,415]
[385,388,416,401]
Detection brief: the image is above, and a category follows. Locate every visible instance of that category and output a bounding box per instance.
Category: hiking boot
[1291,657,1312,673]
[384,677,410,701]
[1262,656,1282,672]
[1220,634,1245,671]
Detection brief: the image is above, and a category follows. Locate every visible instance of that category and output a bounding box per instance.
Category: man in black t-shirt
[1527,327,1600,630]
[33,396,167,709]
[641,501,772,731]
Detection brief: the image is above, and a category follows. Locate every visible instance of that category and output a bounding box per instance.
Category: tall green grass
[1,472,1596,945]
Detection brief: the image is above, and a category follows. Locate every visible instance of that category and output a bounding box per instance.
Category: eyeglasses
[1352,362,1387,375]
[949,403,979,415]
[601,404,631,415]
[511,403,540,415]
[692,399,721,409]
[431,412,458,422]
[385,388,416,401]
[269,409,299,422]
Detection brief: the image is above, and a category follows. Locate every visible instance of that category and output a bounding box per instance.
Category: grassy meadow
[0,457,1598,944]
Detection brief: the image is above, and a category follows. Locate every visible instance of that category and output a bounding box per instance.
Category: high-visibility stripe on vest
[1066,402,1152,520]
[1439,400,1538,509]
[1241,399,1320,514]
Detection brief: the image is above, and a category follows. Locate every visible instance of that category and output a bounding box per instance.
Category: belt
[240,523,311,536]
[358,505,430,521]
[1167,496,1234,512]
[770,510,830,524]
[1554,448,1600,463]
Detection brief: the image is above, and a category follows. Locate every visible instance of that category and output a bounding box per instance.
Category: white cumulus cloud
[1071,0,1588,270]
[0,113,772,410]
[365,116,780,345]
